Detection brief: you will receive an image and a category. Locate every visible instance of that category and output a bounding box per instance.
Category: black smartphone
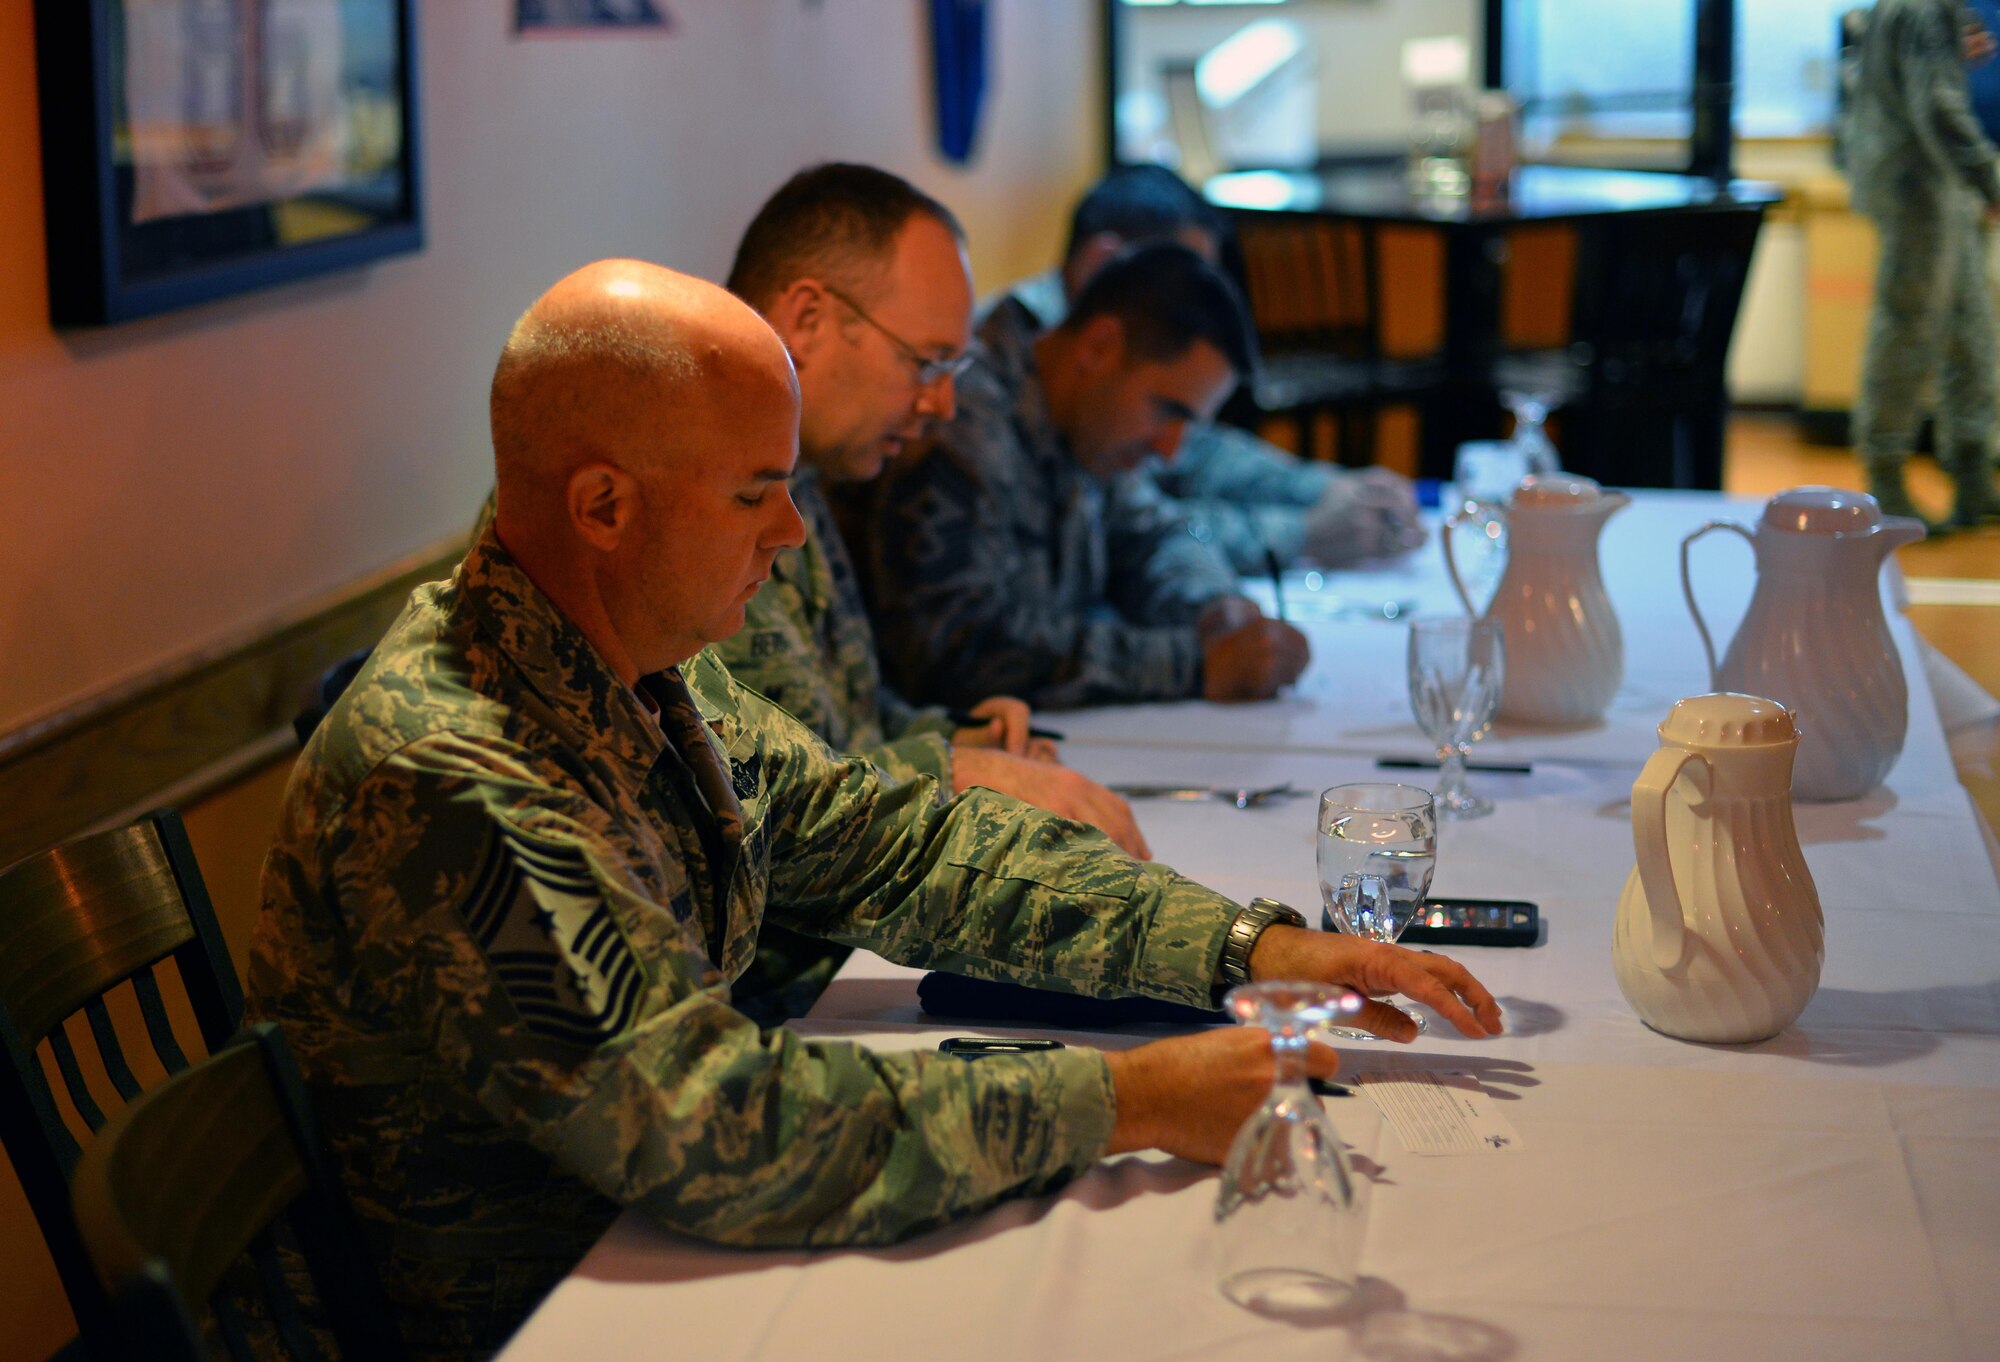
[1321,898,1539,947]
[938,1037,1067,1059]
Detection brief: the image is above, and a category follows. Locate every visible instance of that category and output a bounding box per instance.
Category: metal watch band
[1215,896,1307,997]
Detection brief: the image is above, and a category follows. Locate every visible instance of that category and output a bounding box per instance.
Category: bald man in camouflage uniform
[1849,0,2000,525]
[248,259,1501,1359]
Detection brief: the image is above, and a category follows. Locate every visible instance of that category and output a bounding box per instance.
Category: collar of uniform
[455,525,667,774]
[978,298,1071,482]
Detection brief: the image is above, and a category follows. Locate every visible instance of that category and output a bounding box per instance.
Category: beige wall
[0,2,1099,737]
[0,6,1098,1355]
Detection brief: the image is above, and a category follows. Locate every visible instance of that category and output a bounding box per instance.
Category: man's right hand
[952,748,1152,860]
[1101,1028,1341,1164]
[1201,618,1310,701]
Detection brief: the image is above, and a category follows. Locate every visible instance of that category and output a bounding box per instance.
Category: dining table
[496,490,2000,1362]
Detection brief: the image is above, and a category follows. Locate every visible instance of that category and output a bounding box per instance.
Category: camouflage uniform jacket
[246,528,1238,1360]
[997,270,1336,572]
[845,298,1238,709]
[1848,0,2000,216]
[714,465,956,793]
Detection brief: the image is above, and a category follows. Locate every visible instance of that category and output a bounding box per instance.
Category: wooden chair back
[69,1024,406,1362]
[0,810,243,1346]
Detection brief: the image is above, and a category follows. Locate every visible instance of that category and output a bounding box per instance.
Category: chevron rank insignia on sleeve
[457,820,649,1047]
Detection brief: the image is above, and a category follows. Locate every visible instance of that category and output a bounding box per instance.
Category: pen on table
[1263,547,1288,623]
[1376,756,1533,775]
[1309,1078,1355,1098]
[947,708,1067,744]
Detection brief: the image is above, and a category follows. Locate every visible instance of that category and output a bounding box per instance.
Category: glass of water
[1407,617,1506,819]
[1317,783,1438,1036]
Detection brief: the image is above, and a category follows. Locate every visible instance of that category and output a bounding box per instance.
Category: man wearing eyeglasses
[717,165,1150,1019]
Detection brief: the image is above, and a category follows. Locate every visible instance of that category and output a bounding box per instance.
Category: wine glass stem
[1270,1028,1309,1087]
[1438,745,1469,806]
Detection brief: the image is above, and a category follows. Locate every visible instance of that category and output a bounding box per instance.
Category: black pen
[1309,1078,1355,1098]
[947,708,1066,743]
[1376,756,1533,775]
[1264,547,1288,622]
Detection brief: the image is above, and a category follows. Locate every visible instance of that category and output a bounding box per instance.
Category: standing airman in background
[1848,0,2000,526]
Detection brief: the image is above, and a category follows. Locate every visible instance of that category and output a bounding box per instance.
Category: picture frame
[32,0,424,327]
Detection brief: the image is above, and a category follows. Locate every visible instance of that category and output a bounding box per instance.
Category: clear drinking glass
[1317,783,1439,1036]
[1500,388,1562,476]
[1215,980,1367,1316]
[1407,618,1506,819]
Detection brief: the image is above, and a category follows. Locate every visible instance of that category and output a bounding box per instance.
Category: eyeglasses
[822,283,975,388]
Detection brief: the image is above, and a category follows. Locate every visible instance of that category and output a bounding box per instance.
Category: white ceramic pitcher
[1442,474,1630,726]
[1612,694,1824,1044]
[1680,487,1925,802]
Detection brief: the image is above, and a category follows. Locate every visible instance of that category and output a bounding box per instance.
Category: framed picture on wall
[32,0,424,327]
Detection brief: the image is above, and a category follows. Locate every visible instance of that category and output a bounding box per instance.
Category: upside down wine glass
[1215,980,1368,1315]
[1408,617,1506,819]
[1317,783,1439,1037]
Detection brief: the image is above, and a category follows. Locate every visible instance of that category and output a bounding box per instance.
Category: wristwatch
[1214,896,1307,1000]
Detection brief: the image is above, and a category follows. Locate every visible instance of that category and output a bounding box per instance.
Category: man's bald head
[489,259,798,534]
[485,259,806,680]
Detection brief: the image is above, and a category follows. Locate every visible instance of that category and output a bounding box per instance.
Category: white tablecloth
[497,493,2000,1362]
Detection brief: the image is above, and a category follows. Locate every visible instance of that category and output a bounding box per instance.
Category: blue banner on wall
[930,0,989,165]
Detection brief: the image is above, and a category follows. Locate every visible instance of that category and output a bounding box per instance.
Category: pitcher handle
[1679,521,1753,689]
[1441,505,1500,618]
[1632,746,1701,973]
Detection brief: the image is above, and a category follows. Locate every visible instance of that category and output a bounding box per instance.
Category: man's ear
[1070,312,1128,378]
[568,462,638,552]
[765,278,830,370]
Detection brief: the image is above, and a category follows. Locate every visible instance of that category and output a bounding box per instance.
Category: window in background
[1507,0,1850,151]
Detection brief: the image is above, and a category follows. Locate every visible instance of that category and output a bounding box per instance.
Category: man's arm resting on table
[328,739,1117,1250]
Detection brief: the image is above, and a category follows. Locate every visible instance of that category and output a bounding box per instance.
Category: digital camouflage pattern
[999,269,1336,571]
[715,465,955,789]
[715,465,956,1022]
[841,298,1238,710]
[1847,0,2000,506]
[247,527,1240,1360]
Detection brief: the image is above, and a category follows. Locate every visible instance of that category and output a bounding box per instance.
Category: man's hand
[1103,1027,1341,1162]
[1202,618,1310,701]
[1301,467,1428,567]
[952,748,1151,860]
[952,695,1038,756]
[1249,925,1504,1041]
[1098,926,1502,1166]
[1967,17,1997,65]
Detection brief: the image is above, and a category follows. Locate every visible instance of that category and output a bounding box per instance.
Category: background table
[498,494,2000,1362]
[1208,166,1782,486]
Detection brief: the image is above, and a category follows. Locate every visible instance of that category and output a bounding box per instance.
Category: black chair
[290,649,371,747]
[0,811,243,1359]
[1493,203,1767,489]
[1229,211,1444,467]
[68,1023,407,1362]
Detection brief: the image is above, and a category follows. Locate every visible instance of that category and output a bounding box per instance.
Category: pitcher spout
[1874,515,1927,557]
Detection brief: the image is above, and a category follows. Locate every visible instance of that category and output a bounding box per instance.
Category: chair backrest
[1231,212,1380,360]
[0,810,243,1342]
[69,1024,406,1362]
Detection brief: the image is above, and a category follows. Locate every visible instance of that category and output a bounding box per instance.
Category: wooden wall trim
[0,533,467,871]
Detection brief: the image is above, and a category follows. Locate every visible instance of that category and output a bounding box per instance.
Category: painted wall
[0,2,1099,737]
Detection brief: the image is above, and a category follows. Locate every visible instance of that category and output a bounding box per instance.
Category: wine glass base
[1221,1266,1359,1315]
[1436,790,1494,820]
